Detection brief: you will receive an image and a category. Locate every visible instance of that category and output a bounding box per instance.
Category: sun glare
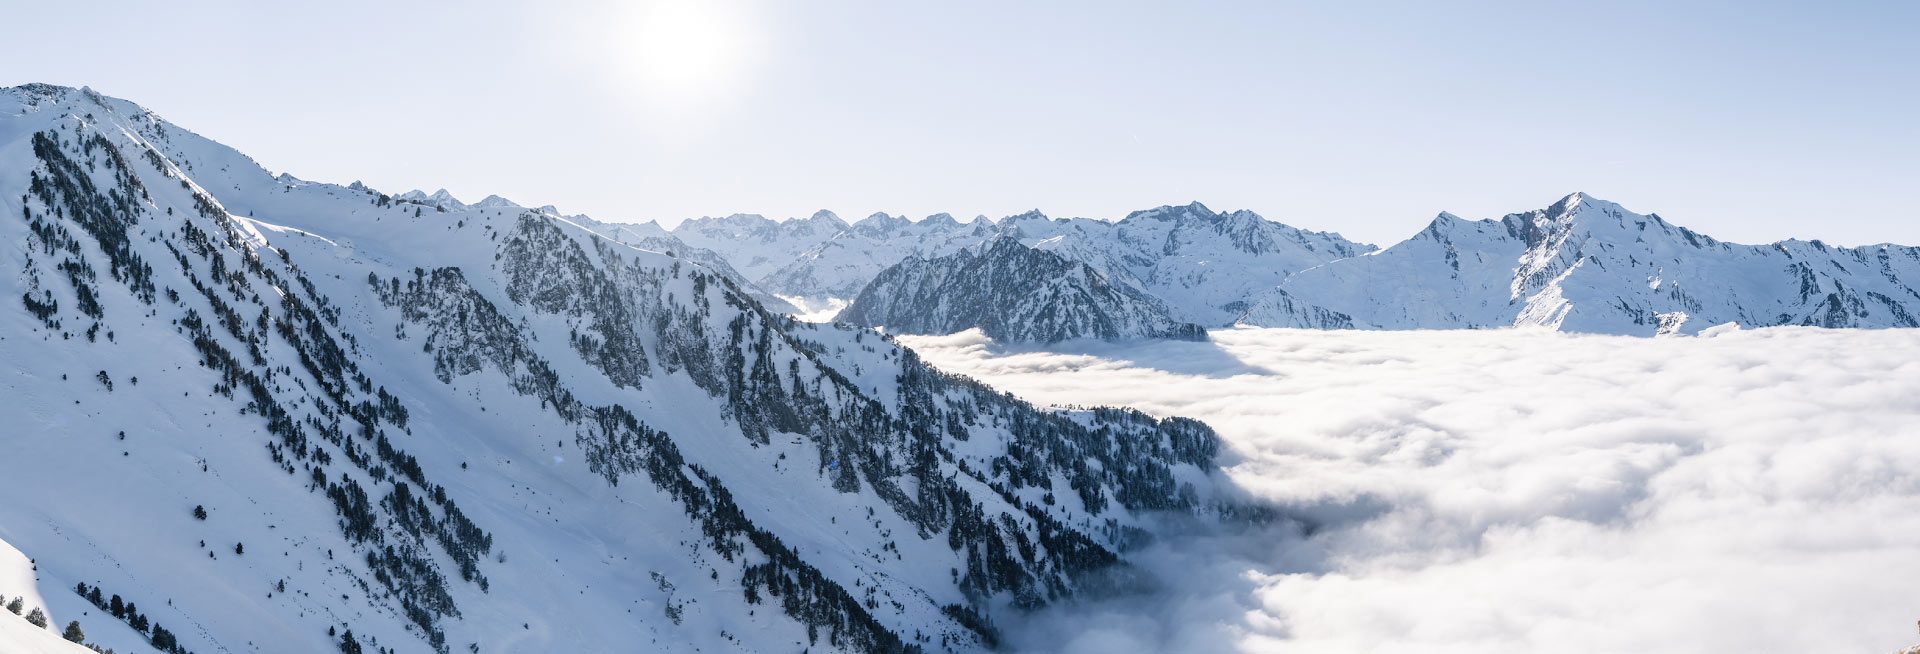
[620,1,759,106]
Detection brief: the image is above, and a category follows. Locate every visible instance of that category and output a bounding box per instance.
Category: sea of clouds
[898,326,1920,653]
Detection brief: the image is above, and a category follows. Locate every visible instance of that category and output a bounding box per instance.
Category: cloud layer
[899,326,1920,653]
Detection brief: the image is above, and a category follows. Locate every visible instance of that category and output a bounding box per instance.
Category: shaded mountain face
[0,84,1235,654]
[1240,193,1920,335]
[836,237,1208,343]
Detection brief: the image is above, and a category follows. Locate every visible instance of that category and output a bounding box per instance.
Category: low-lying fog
[898,326,1920,653]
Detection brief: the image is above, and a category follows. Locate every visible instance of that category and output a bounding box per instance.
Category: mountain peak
[805,209,845,226]
[852,212,909,232]
[399,188,466,209]
[473,194,520,209]
[1122,201,1218,223]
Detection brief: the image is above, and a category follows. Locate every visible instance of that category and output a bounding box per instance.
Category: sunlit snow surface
[898,326,1920,654]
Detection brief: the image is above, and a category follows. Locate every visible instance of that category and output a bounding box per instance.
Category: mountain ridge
[1241,192,1920,334]
[0,83,1239,654]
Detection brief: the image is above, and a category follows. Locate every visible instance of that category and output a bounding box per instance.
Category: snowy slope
[0,84,1235,654]
[0,538,96,653]
[836,237,1207,343]
[1241,193,1920,334]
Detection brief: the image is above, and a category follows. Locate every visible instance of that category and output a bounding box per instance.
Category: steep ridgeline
[837,237,1207,343]
[1240,193,1920,335]
[0,84,1236,654]
[388,192,803,314]
[572,216,802,314]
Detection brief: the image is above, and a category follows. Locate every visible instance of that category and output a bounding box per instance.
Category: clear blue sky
[7,0,1916,246]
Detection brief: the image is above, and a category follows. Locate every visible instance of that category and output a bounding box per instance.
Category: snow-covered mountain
[1241,192,1920,335]
[997,203,1376,326]
[658,203,1372,326]
[837,237,1207,343]
[0,84,1236,654]
[383,192,805,315]
[759,213,998,310]
[569,216,802,314]
[669,211,851,282]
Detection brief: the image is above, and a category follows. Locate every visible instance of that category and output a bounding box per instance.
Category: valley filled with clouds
[901,326,1920,653]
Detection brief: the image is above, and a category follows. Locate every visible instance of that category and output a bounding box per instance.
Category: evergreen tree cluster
[27,130,158,305]
[73,581,178,653]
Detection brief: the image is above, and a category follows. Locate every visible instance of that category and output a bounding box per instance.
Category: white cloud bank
[899,326,1920,653]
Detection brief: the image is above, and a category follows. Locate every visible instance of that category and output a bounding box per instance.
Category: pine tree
[63,619,85,643]
[193,505,207,520]
[26,606,48,627]
[234,542,244,555]
[110,594,124,618]
[5,596,20,614]
[339,629,363,654]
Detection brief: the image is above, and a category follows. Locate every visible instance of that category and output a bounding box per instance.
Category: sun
[619,0,761,107]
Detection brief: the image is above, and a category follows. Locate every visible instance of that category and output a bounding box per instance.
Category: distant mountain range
[1242,192,1920,334]
[588,192,1919,341]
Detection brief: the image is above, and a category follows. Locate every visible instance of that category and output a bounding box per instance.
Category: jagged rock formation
[837,237,1207,343]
